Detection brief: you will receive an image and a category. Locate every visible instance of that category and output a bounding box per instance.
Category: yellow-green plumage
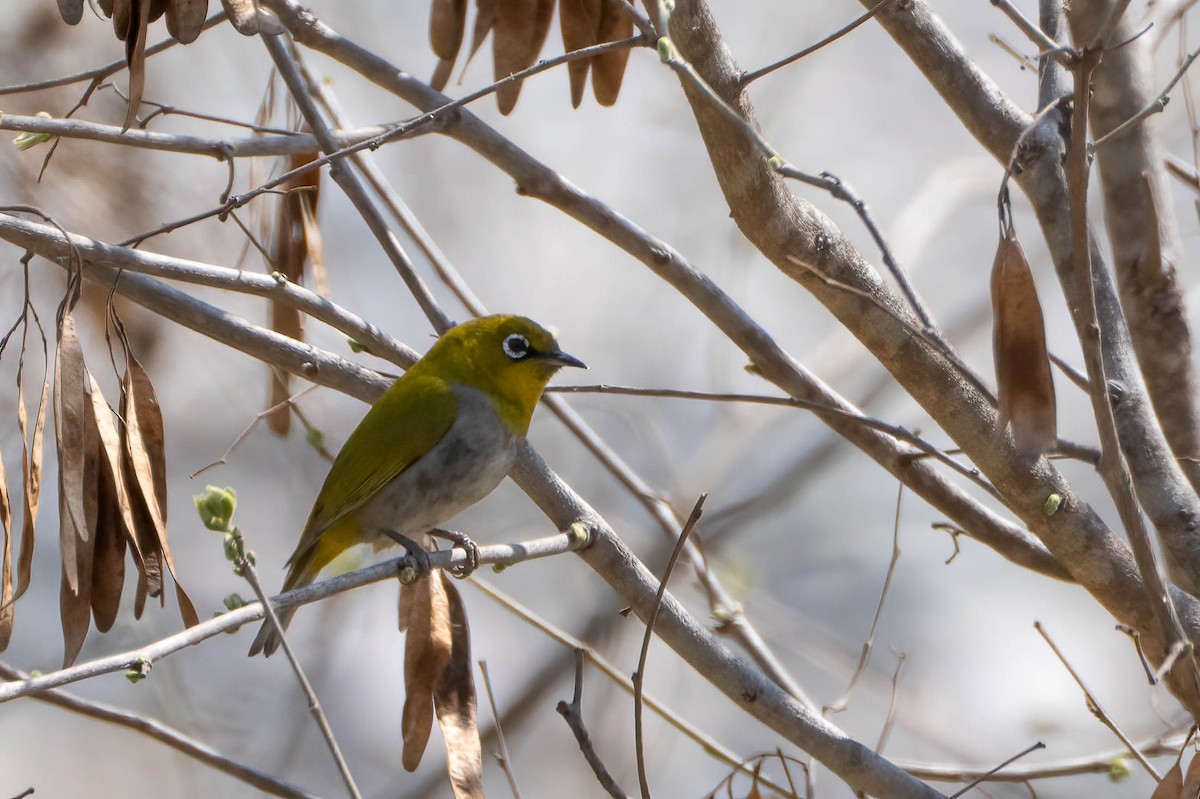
[249,315,583,656]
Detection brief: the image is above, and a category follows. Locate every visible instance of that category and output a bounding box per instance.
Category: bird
[249,314,585,656]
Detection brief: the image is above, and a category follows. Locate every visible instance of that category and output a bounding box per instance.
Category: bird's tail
[247,542,329,657]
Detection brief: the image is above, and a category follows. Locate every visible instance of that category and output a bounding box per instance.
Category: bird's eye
[502,334,530,360]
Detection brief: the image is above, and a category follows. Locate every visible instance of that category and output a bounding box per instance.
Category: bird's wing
[284,373,459,566]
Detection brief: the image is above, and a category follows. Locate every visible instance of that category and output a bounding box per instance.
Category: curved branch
[654,0,1200,710]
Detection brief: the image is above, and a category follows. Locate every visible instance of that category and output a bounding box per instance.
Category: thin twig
[478,661,525,799]
[549,383,1000,499]
[1091,0,1136,49]
[946,742,1047,798]
[897,735,1189,781]
[634,495,706,799]
[824,485,905,715]
[875,653,906,754]
[190,383,321,477]
[1049,353,1090,392]
[1033,621,1160,779]
[0,662,319,799]
[1091,44,1200,149]
[470,579,796,797]
[741,0,891,85]
[989,0,1073,61]
[0,113,365,157]
[235,543,362,799]
[779,172,941,336]
[555,651,632,799]
[989,33,1039,71]
[657,31,949,342]
[0,13,227,96]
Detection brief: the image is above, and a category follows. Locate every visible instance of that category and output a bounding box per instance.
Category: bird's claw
[430,528,480,578]
[385,531,433,583]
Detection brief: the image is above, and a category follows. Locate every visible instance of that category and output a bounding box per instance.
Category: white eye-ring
[502,333,530,360]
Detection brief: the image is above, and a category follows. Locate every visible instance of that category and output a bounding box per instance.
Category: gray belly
[355,385,519,545]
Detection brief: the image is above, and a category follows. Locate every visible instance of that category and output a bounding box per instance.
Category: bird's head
[421,315,586,434]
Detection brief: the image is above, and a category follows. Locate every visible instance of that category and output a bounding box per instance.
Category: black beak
[538,349,587,369]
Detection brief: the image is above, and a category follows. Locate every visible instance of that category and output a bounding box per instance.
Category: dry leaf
[401,575,453,771]
[559,0,600,107]
[468,0,496,67]
[432,576,483,799]
[16,362,50,601]
[165,0,207,43]
[57,0,85,24]
[398,581,417,633]
[54,313,87,594]
[431,59,455,92]
[493,0,554,114]
[0,439,15,652]
[991,226,1057,456]
[1150,759,1183,799]
[111,0,131,44]
[592,0,633,107]
[266,149,322,436]
[122,0,153,132]
[1183,748,1200,798]
[298,193,327,297]
[61,371,101,668]
[89,376,133,633]
[91,458,127,633]
[134,568,149,620]
[120,362,163,601]
[431,0,468,62]
[123,354,199,626]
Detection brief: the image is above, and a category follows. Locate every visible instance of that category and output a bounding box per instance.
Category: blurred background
[0,1,1196,796]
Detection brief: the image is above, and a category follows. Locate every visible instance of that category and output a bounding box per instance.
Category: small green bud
[566,521,591,547]
[270,270,287,284]
[223,593,247,611]
[194,485,236,531]
[1043,493,1063,516]
[306,426,325,451]
[491,563,509,574]
[13,112,54,151]
[712,601,743,626]
[347,338,366,353]
[125,658,151,683]
[656,36,675,64]
[1106,756,1130,783]
[223,532,240,562]
[767,155,784,171]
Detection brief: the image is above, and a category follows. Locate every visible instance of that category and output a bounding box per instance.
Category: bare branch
[0,529,589,704]
[0,662,321,799]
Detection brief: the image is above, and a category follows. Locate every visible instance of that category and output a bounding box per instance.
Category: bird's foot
[385,531,433,584]
[429,528,480,578]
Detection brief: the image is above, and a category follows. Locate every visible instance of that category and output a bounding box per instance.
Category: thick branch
[1068,3,1200,497]
[858,0,1200,593]
[656,0,1200,712]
